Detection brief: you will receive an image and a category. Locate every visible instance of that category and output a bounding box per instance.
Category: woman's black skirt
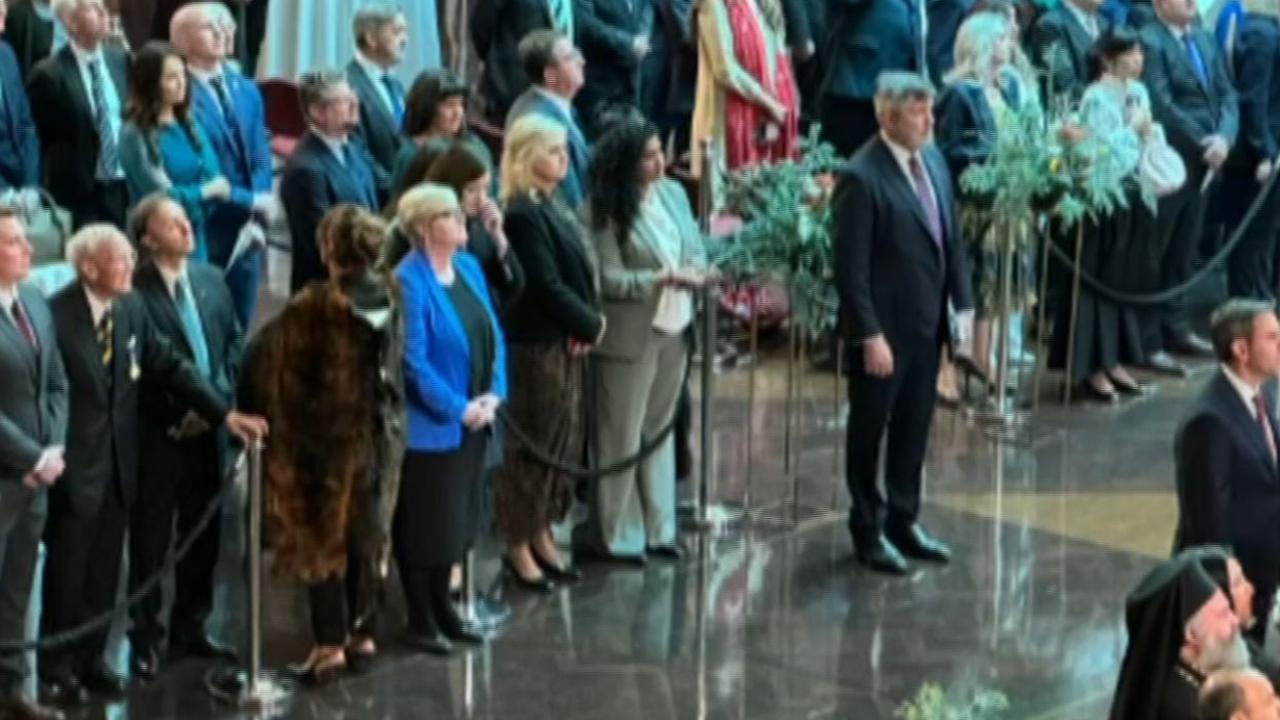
[393,430,489,568]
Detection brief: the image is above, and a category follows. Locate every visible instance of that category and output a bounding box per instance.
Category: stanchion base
[205,666,295,712]
[678,501,747,534]
[461,595,512,634]
[749,499,836,528]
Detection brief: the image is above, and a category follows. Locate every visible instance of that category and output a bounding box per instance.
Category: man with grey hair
[279,69,378,293]
[27,0,127,229]
[833,71,974,575]
[346,2,407,200]
[39,224,266,704]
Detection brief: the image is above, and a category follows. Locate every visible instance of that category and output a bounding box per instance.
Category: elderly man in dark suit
[0,206,67,720]
[506,30,590,208]
[279,69,379,294]
[26,0,127,229]
[471,0,556,123]
[819,0,926,157]
[1027,0,1107,102]
[833,72,974,575]
[125,195,243,681]
[1140,0,1238,370]
[171,2,274,328]
[38,225,265,704]
[1173,299,1280,644]
[346,3,407,202]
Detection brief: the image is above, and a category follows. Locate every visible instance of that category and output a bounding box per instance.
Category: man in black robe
[1110,555,1251,720]
[1184,545,1280,690]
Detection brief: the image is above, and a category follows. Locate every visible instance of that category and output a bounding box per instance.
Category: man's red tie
[11,301,37,352]
[1256,392,1277,462]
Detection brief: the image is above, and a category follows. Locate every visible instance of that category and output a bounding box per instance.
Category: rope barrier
[0,452,245,652]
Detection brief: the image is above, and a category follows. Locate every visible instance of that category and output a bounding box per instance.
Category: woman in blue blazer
[394,183,507,656]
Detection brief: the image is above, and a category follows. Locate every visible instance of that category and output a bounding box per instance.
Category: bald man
[1200,668,1280,720]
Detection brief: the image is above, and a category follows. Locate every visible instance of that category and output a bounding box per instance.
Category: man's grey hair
[1210,298,1276,363]
[51,0,101,20]
[298,69,349,113]
[352,3,403,50]
[127,192,174,246]
[65,224,130,270]
[170,2,222,51]
[873,71,936,116]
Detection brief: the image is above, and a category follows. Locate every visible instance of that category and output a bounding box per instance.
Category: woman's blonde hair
[946,12,1011,85]
[500,113,568,203]
[396,182,461,239]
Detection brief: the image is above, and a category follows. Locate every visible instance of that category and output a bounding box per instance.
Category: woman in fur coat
[238,204,406,683]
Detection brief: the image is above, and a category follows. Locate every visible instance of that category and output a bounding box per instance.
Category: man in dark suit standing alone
[279,69,378,294]
[1173,298,1280,643]
[38,224,266,705]
[0,205,67,720]
[819,0,926,157]
[833,72,974,575]
[125,195,242,681]
[346,3,407,202]
[1139,0,1238,369]
[25,0,127,229]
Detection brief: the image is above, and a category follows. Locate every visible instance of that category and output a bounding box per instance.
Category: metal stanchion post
[206,440,293,710]
[459,549,508,633]
[1061,223,1085,405]
[977,221,1027,431]
[1032,225,1052,412]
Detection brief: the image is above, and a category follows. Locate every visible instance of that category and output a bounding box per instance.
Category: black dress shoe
[502,556,557,593]
[886,523,952,564]
[573,544,647,567]
[854,536,909,575]
[1166,331,1214,357]
[532,550,583,582]
[1108,373,1144,396]
[646,544,686,561]
[130,645,161,682]
[170,634,237,662]
[1142,351,1189,377]
[81,663,127,697]
[38,675,86,707]
[1077,381,1117,404]
[404,631,453,656]
[0,691,66,720]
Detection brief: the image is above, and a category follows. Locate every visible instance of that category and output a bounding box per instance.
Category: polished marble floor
[37,337,1208,720]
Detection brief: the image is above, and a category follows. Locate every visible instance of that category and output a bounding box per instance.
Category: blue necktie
[380,74,405,128]
[88,59,120,179]
[175,277,211,378]
[343,143,378,208]
[209,75,250,178]
[1185,33,1209,88]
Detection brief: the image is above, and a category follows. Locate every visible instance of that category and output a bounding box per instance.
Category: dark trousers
[128,435,222,652]
[0,487,48,689]
[397,564,456,638]
[69,179,128,232]
[308,553,377,647]
[1224,165,1280,301]
[1145,163,1209,350]
[845,334,941,546]
[40,485,128,679]
[819,95,879,159]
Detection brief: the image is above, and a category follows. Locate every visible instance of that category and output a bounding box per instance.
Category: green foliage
[707,126,842,333]
[896,683,1010,720]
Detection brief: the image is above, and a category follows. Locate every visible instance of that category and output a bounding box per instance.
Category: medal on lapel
[128,335,141,381]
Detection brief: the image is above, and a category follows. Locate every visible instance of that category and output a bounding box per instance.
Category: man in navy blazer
[171,3,273,328]
[1173,299,1280,643]
[0,5,40,192]
[279,69,378,294]
[505,30,590,209]
[346,3,408,203]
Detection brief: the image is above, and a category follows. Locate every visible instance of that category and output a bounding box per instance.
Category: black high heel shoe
[345,639,377,675]
[532,549,583,582]
[502,556,556,593]
[1077,379,1118,403]
[289,648,347,686]
[952,354,992,396]
[1107,371,1143,396]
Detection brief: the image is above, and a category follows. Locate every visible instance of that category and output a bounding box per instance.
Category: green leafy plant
[896,683,1010,720]
[707,126,842,334]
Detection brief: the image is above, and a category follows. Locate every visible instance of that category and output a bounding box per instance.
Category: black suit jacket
[3,0,52,82]
[502,193,602,345]
[279,132,379,293]
[346,58,406,201]
[132,260,242,473]
[821,0,924,102]
[832,136,974,345]
[1026,2,1105,102]
[1141,21,1239,172]
[26,44,128,224]
[0,285,67,485]
[574,0,646,127]
[1233,16,1280,165]
[48,282,227,514]
[471,0,552,119]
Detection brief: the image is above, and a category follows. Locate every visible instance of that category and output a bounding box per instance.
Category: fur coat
[238,278,406,587]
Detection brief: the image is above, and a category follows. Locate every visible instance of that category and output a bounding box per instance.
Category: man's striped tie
[97,310,113,367]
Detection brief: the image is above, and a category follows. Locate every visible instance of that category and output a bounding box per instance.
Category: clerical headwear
[1109,556,1222,720]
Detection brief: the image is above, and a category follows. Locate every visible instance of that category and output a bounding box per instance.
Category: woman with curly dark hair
[390,69,492,191]
[574,115,708,561]
[238,204,405,682]
[119,41,231,262]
